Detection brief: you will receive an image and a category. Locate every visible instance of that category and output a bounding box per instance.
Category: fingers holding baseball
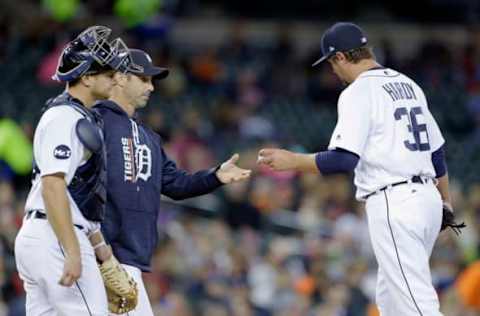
[257,148,295,171]
[258,148,275,157]
[257,150,268,165]
[257,148,275,166]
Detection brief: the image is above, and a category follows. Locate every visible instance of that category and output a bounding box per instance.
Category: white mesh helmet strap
[77,26,115,66]
[109,38,144,73]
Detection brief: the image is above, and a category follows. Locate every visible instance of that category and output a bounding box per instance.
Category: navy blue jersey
[94,100,223,271]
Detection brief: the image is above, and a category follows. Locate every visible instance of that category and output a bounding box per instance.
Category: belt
[364,176,428,200]
[26,210,85,231]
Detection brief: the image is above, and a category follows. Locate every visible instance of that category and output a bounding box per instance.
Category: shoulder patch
[54,145,71,159]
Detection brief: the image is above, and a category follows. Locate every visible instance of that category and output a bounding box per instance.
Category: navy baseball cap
[312,22,368,66]
[127,49,169,80]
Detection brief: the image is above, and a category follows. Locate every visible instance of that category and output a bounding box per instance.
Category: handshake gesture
[215,148,316,182]
[216,148,312,183]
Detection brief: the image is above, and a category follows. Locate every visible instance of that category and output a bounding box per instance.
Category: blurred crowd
[0,1,480,315]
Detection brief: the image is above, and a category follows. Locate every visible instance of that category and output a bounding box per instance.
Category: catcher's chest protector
[35,92,107,222]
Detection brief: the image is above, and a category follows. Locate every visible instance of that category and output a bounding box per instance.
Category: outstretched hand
[216,153,252,184]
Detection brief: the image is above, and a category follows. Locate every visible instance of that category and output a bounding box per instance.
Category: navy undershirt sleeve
[314,148,359,175]
[431,145,447,178]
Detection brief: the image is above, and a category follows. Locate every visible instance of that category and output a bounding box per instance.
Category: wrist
[95,243,113,262]
[292,153,301,171]
[88,229,103,244]
[214,164,222,178]
[443,201,452,207]
[64,246,81,258]
[63,237,81,256]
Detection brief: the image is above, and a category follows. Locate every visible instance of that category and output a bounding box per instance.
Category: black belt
[364,176,426,200]
[26,210,85,231]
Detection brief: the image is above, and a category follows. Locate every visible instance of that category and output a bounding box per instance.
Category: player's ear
[112,72,127,87]
[79,74,94,88]
[336,52,348,64]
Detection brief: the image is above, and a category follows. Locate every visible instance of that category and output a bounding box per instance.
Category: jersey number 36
[394,106,430,152]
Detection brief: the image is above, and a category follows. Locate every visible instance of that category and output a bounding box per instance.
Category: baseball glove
[99,255,138,314]
[441,203,466,236]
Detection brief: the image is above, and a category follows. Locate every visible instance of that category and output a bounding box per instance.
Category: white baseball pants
[15,216,108,315]
[366,181,444,316]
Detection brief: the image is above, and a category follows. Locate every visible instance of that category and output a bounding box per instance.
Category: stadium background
[0,0,479,315]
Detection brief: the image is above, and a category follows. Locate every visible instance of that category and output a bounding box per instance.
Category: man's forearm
[42,174,80,257]
[293,153,320,173]
[436,174,451,205]
[88,229,112,262]
[257,148,357,174]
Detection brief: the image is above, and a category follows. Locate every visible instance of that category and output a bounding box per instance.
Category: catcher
[14,26,138,315]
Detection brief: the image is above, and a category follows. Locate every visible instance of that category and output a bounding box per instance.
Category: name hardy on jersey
[382,82,417,102]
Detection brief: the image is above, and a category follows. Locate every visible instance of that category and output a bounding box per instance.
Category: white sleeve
[422,101,445,152]
[425,110,445,152]
[328,86,371,156]
[36,107,85,181]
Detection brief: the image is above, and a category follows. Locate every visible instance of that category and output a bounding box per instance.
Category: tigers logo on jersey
[135,144,152,181]
[121,137,152,182]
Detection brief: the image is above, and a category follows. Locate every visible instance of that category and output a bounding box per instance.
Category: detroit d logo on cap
[53,145,71,159]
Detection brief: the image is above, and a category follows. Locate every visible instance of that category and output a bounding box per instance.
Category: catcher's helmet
[53,26,133,82]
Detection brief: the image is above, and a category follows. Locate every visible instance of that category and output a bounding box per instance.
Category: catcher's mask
[53,26,141,82]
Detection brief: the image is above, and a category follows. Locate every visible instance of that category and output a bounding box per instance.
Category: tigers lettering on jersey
[121,137,135,182]
[121,137,152,183]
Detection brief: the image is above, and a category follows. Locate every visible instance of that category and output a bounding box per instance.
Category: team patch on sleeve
[53,145,71,159]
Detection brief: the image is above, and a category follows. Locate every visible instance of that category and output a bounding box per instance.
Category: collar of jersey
[367,66,386,71]
[66,93,85,107]
[93,100,133,118]
[358,66,390,79]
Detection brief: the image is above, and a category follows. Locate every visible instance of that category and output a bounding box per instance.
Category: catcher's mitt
[99,255,138,314]
[441,203,466,236]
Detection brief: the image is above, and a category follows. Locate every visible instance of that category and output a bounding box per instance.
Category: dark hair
[67,61,115,87]
[332,46,375,64]
[85,60,115,75]
[68,77,81,87]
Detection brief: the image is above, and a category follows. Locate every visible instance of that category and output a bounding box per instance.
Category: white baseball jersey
[24,105,100,232]
[328,68,445,200]
[16,103,108,315]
